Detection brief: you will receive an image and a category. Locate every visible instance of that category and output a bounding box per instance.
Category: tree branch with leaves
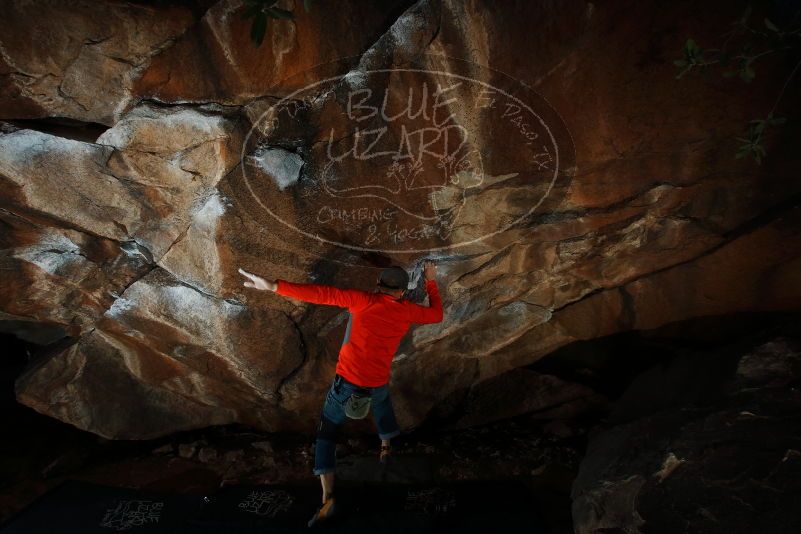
[242,0,317,47]
[674,5,801,164]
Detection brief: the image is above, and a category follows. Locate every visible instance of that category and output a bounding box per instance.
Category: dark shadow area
[528,309,801,400]
[2,309,800,533]
[0,333,94,487]
[1,478,540,533]
[569,314,801,534]
[3,117,109,143]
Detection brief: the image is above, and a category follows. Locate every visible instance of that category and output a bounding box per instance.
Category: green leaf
[267,6,294,19]
[250,13,268,46]
[683,38,705,65]
[764,18,779,32]
[769,117,787,125]
[673,59,688,67]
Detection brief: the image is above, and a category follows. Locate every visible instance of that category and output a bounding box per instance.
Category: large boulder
[1,0,800,438]
[571,335,801,534]
[0,0,194,125]
[133,0,414,105]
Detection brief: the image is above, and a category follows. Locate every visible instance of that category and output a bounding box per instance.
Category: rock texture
[1,0,800,438]
[0,1,194,125]
[133,0,413,104]
[571,335,801,534]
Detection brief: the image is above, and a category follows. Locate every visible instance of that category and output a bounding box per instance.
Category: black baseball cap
[378,266,409,290]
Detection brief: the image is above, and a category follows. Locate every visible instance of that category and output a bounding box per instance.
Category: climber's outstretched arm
[238,268,370,310]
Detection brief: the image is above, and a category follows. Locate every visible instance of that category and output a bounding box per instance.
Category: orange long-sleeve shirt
[275,278,443,387]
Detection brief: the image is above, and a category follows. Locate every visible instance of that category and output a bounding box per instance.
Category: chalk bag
[344,393,371,419]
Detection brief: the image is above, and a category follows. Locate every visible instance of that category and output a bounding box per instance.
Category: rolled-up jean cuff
[313,466,336,476]
[379,429,401,440]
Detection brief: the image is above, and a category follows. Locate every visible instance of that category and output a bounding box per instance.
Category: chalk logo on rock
[241,56,574,253]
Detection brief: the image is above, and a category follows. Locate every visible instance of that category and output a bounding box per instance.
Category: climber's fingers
[423,260,437,280]
[238,267,257,281]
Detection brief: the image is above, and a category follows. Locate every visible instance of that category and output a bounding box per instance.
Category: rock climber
[238,261,443,527]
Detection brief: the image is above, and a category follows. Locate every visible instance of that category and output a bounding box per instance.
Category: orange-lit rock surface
[1,0,799,439]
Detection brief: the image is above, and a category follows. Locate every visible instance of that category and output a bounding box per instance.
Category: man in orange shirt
[238,261,443,526]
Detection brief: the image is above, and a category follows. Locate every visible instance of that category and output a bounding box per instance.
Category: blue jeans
[313,374,401,475]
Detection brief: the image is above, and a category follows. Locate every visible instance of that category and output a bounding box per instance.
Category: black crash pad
[1,478,542,533]
[0,480,204,533]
